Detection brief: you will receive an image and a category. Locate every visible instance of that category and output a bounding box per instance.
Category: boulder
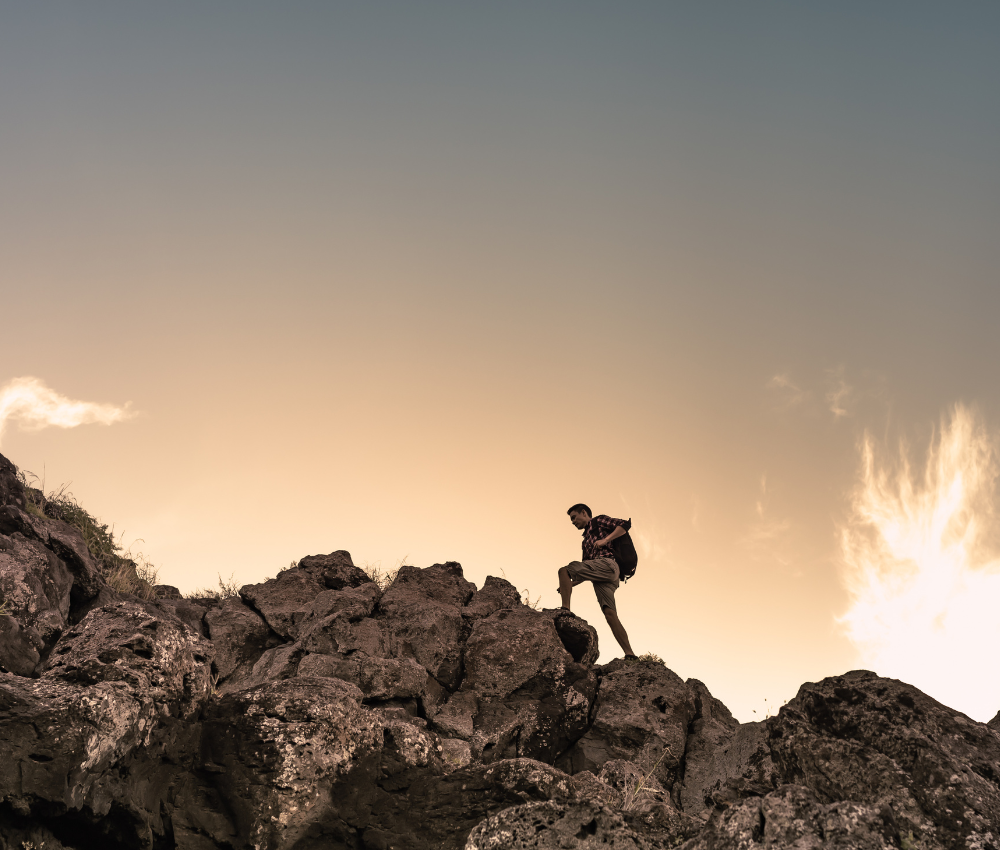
[298,549,373,590]
[767,669,1000,849]
[461,575,521,619]
[0,455,26,509]
[466,799,649,849]
[204,594,275,681]
[201,676,383,850]
[683,783,898,849]
[378,563,474,689]
[560,658,695,797]
[298,653,428,701]
[548,608,600,665]
[42,599,214,719]
[239,567,327,640]
[0,531,72,651]
[678,678,741,817]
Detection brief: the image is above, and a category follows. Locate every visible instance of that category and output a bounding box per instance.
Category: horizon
[1,2,998,723]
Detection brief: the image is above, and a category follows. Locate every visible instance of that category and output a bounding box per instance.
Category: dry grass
[187,573,241,600]
[619,744,672,812]
[16,469,159,600]
[361,556,407,594]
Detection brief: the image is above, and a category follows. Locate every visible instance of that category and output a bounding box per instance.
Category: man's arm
[595,525,626,548]
[594,516,628,549]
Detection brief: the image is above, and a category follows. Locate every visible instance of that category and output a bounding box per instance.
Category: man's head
[567,503,592,529]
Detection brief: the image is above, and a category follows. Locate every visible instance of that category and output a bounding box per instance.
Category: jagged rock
[548,608,600,665]
[219,641,303,694]
[679,678,745,818]
[239,567,327,640]
[298,653,428,701]
[466,799,651,849]
[300,606,388,658]
[990,711,1000,733]
[462,575,522,619]
[378,562,474,689]
[42,599,213,718]
[202,676,383,850]
[204,594,275,680]
[767,669,1000,849]
[0,455,26,510]
[682,783,898,849]
[0,531,72,651]
[560,658,695,798]
[298,549,372,590]
[5,449,1000,850]
[0,614,40,675]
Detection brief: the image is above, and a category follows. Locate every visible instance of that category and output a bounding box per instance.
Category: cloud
[766,373,808,408]
[825,367,853,419]
[838,404,1000,720]
[742,474,793,563]
[0,376,135,447]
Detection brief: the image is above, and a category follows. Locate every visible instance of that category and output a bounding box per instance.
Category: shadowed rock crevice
[3,450,1000,848]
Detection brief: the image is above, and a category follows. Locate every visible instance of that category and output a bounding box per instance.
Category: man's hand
[596,537,609,547]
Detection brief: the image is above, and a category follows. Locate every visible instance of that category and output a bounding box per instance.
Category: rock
[298,653,428,701]
[561,658,695,798]
[300,604,389,658]
[239,567,327,640]
[0,454,25,510]
[202,676,383,850]
[466,799,650,849]
[462,575,521,619]
[678,678,744,818]
[767,669,1000,849]
[42,599,213,719]
[463,607,573,700]
[683,783,899,850]
[0,531,73,649]
[204,594,275,681]
[298,549,373,589]
[219,642,302,694]
[990,711,1000,733]
[0,615,41,676]
[548,608,600,665]
[378,562,474,689]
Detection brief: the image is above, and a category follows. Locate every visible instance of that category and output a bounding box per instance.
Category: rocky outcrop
[3,450,1000,849]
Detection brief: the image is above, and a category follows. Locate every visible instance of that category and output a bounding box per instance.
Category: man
[559,503,637,660]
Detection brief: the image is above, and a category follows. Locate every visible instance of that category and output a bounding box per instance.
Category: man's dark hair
[567,503,592,518]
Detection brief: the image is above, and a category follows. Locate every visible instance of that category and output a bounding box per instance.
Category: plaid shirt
[582,515,628,563]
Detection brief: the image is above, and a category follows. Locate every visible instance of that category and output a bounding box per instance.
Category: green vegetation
[15,468,160,601]
[361,557,405,594]
[619,744,672,812]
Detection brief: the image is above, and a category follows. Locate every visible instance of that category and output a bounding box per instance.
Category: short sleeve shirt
[582,515,628,563]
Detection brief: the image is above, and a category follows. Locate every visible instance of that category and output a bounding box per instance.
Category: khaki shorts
[564,557,620,613]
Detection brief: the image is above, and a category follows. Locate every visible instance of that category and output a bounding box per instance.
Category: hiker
[559,503,637,660]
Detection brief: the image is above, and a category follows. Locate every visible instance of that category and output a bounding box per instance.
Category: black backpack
[610,518,638,582]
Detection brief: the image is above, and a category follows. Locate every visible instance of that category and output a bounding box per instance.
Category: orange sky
[1,3,998,722]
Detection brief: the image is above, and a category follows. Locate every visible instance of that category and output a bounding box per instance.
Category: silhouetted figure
[559,503,637,660]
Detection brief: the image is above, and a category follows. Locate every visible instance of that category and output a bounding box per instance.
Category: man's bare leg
[603,606,635,657]
[558,566,574,609]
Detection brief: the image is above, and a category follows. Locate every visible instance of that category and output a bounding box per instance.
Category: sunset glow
[839,406,1000,720]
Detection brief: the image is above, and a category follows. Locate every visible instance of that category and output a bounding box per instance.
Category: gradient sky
[1,2,998,723]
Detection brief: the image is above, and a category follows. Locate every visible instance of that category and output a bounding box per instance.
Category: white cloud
[0,376,135,447]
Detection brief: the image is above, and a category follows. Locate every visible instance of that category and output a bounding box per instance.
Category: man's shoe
[623,654,640,663]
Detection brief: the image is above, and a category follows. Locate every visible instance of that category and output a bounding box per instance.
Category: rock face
[2,450,1000,849]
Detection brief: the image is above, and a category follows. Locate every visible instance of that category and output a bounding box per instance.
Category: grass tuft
[16,469,159,600]
[187,573,241,600]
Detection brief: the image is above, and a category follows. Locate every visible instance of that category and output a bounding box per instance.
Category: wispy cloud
[742,474,793,564]
[766,373,808,408]
[0,376,135,447]
[825,367,853,419]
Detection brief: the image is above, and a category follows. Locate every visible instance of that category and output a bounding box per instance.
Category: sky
[1,2,998,723]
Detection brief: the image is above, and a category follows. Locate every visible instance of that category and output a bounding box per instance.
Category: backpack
[610,518,638,582]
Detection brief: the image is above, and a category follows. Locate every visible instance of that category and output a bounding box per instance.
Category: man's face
[569,510,591,530]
